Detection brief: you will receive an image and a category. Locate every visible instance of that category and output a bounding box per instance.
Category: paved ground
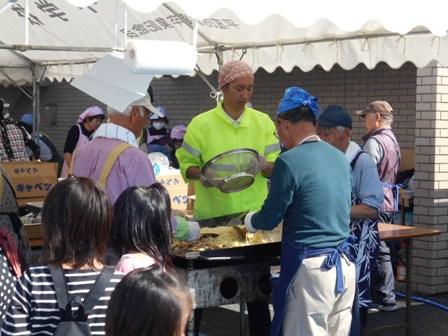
[199,293,448,336]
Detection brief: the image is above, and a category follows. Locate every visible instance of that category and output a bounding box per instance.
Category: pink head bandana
[218,60,254,89]
[77,106,105,123]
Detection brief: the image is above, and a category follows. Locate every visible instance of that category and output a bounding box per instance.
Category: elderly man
[71,94,158,204]
[317,105,384,334]
[245,88,356,336]
[356,101,401,312]
[176,60,279,336]
[176,60,280,222]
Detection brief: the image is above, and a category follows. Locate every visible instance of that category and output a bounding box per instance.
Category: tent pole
[0,44,118,53]
[210,30,435,51]
[24,0,29,45]
[195,66,220,102]
[215,47,224,71]
[39,66,47,82]
[31,66,39,144]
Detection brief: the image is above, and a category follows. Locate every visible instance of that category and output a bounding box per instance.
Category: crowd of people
[0,59,402,336]
[0,97,186,175]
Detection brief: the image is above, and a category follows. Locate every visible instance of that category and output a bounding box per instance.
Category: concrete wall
[1,62,417,153]
[1,82,107,153]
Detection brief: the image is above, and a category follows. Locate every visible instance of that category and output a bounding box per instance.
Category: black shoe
[379,302,398,312]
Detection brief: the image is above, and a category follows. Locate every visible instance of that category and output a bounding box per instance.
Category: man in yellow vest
[176,60,280,221]
[176,60,280,336]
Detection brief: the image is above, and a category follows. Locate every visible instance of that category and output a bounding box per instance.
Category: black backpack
[50,265,114,336]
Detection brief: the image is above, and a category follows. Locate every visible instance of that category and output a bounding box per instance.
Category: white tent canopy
[0,0,448,85]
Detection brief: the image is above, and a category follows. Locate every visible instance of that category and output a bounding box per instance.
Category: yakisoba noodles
[171,225,282,252]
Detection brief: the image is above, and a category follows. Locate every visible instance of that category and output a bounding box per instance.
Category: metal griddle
[171,241,281,265]
[171,211,281,264]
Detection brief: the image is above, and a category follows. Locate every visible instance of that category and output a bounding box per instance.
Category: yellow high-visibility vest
[176,103,280,220]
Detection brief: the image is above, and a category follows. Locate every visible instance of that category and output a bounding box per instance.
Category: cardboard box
[23,223,43,240]
[157,173,189,210]
[167,185,189,210]
[23,223,43,247]
[1,161,57,200]
[399,148,415,172]
[157,173,187,188]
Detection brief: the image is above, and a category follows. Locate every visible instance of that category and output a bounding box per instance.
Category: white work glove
[244,211,257,233]
[257,155,268,173]
[174,216,200,242]
[199,174,214,187]
[186,220,200,241]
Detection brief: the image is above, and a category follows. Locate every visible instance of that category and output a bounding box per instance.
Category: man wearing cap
[356,101,401,312]
[176,60,279,336]
[244,88,356,336]
[61,105,105,177]
[146,106,171,157]
[317,105,384,333]
[71,95,158,204]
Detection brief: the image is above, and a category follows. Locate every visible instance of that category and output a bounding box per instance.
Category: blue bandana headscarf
[277,86,320,117]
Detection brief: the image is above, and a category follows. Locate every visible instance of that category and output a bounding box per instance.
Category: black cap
[318,105,352,129]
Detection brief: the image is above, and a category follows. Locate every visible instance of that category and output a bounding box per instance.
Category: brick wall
[151,63,417,149]
[413,64,448,293]
[1,62,417,153]
[2,82,106,153]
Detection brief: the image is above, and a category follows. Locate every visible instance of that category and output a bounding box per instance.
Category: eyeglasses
[274,119,283,139]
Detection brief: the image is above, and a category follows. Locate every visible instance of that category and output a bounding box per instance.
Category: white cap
[130,94,162,117]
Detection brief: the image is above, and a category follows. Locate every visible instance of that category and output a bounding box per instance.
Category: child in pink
[112,184,172,274]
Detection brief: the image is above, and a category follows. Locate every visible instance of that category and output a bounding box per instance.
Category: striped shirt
[0,265,123,335]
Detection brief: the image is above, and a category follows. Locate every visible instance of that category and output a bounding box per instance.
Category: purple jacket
[72,137,156,204]
[363,128,401,212]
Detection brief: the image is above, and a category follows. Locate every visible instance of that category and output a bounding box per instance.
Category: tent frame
[0,1,443,140]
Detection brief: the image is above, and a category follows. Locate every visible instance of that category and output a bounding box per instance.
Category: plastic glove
[174,216,200,241]
[258,155,268,172]
[244,211,257,233]
[186,220,200,241]
[174,216,188,240]
[199,174,214,187]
